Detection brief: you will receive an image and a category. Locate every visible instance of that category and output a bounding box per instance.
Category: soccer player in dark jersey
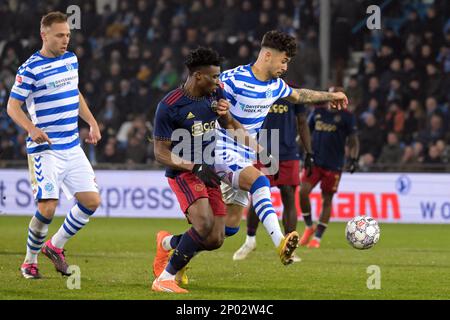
[299,87,359,248]
[233,95,313,262]
[151,47,261,293]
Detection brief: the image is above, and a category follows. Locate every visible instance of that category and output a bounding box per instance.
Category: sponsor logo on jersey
[191,120,216,136]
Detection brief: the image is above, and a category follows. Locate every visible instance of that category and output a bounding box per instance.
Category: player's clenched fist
[329,92,348,110]
[85,125,102,145]
[215,99,230,116]
[29,126,52,145]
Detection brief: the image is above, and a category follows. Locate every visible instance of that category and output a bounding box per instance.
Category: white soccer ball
[345,216,380,249]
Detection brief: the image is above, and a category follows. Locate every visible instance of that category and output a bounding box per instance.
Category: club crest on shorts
[195,183,205,192]
[44,182,54,192]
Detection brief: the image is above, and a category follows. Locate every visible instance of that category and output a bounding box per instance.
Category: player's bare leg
[233,204,258,260]
[299,182,316,246]
[308,192,334,248]
[279,185,297,234]
[42,192,100,276]
[21,199,58,279]
[279,185,301,262]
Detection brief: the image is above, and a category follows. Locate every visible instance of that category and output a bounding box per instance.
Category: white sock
[158,269,176,281]
[51,203,95,249]
[162,235,173,251]
[245,235,256,246]
[24,212,51,264]
[251,186,284,247]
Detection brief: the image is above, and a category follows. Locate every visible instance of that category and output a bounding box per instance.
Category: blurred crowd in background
[0,0,449,171]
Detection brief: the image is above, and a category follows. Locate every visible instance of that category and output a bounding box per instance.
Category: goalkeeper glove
[192,163,221,188]
[348,158,358,174]
[257,150,279,179]
[304,152,314,177]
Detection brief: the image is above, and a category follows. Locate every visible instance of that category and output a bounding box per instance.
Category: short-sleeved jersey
[308,107,357,171]
[153,88,221,178]
[259,99,306,161]
[218,64,292,153]
[9,51,80,154]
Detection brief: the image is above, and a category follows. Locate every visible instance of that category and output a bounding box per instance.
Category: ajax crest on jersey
[210,100,218,112]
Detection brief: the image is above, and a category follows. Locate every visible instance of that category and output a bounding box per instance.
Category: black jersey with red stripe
[153,87,221,178]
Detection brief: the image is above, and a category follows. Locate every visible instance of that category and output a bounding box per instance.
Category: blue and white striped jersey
[10,51,80,154]
[217,64,293,154]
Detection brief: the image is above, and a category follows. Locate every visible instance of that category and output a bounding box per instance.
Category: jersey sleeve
[219,75,238,106]
[10,66,35,101]
[279,79,293,99]
[153,102,176,141]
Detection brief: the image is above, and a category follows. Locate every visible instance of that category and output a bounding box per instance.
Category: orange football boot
[299,226,316,246]
[152,231,171,278]
[152,278,188,293]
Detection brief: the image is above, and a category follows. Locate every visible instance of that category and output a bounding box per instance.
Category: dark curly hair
[185,47,222,74]
[261,30,297,58]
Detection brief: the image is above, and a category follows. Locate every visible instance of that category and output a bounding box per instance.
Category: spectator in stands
[346,75,364,110]
[403,99,425,144]
[359,113,384,162]
[378,132,404,164]
[418,114,446,145]
[385,100,405,136]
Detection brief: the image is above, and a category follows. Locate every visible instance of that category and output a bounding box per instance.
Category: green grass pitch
[1,216,449,300]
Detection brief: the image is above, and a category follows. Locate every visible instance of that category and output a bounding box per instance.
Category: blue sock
[166,228,205,275]
[250,176,284,247]
[225,226,240,237]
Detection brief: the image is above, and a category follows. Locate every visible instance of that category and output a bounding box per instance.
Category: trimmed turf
[1,216,449,300]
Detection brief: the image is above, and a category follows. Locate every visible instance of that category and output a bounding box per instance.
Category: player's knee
[38,200,58,217]
[196,217,214,238]
[300,186,311,199]
[204,234,225,251]
[81,194,101,212]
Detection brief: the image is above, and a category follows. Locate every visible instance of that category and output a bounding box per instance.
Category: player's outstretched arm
[7,97,51,145]
[78,90,101,145]
[286,88,348,110]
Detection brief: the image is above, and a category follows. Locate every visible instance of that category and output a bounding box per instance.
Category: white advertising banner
[0,169,449,223]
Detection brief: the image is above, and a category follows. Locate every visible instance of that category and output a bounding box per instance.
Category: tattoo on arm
[294,89,335,104]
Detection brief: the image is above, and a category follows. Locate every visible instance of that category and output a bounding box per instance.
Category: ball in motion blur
[345,216,380,249]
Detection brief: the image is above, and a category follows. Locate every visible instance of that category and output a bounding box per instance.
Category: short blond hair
[40,11,67,31]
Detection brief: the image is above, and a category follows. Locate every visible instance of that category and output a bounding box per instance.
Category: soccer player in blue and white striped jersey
[7,12,101,279]
[216,30,348,264]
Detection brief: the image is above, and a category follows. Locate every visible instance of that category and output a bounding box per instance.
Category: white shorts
[28,145,98,201]
[214,146,254,207]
